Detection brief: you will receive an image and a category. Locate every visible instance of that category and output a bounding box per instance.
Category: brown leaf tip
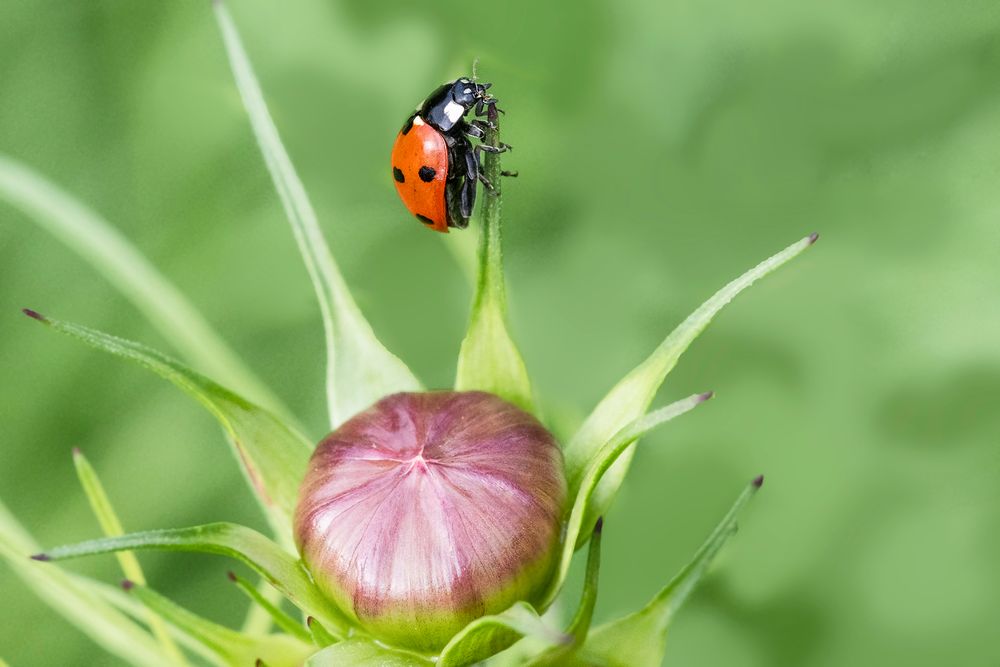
[72,447,82,457]
[306,616,316,628]
[21,308,46,322]
[227,570,237,582]
[121,579,135,591]
[594,516,604,534]
[752,474,765,488]
[698,391,715,402]
[807,232,820,245]
[29,553,50,562]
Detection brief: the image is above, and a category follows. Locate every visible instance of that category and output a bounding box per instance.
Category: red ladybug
[391,78,510,232]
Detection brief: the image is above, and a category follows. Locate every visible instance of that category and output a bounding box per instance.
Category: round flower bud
[294,391,567,652]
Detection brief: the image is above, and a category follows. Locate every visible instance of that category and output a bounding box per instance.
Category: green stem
[475,105,506,314]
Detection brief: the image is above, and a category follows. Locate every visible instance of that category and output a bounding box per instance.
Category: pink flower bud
[294,391,566,651]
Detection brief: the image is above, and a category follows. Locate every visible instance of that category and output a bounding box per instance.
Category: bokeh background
[2,1,999,665]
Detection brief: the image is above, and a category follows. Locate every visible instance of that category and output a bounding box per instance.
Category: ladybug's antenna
[471,57,480,82]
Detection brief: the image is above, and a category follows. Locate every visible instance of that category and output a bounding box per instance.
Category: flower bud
[294,391,566,651]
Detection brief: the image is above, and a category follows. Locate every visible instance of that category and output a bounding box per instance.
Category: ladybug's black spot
[418,166,436,182]
[416,214,435,226]
[401,114,416,135]
[392,167,405,183]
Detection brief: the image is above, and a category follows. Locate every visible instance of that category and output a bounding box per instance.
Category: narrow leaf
[571,477,764,667]
[124,582,313,667]
[0,154,288,419]
[306,639,432,666]
[305,617,337,648]
[228,571,311,643]
[437,602,568,667]
[564,234,817,537]
[0,499,172,667]
[23,312,311,539]
[524,518,604,667]
[543,392,712,606]
[74,449,187,665]
[212,1,420,428]
[454,105,533,411]
[34,522,351,637]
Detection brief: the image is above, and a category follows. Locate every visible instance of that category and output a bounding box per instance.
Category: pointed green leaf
[564,234,817,539]
[570,478,763,667]
[454,107,532,411]
[228,571,311,643]
[306,639,432,666]
[34,522,351,637]
[305,617,337,648]
[0,154,288,419]
[125,582,313,667]
[524,518,604,667]
[24,312,310,539]
[543,392,712,606]
[0,499,173,667]
[74,449,187,665]
[437,602,567,667]
[212,1,420,428]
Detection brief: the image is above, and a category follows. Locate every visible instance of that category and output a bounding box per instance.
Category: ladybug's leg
[460,149,478,219]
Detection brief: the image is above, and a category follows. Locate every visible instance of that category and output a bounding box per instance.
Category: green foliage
[35,522,351,636]
[23,312,311,540]
[564,234,816,547]
[213,0,421,429]
[567,479,762,666]
[455,114,533,411]
[125,583,313,667]
[437,603,566,667]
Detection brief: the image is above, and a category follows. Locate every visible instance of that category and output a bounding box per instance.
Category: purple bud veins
[294,391,566,651]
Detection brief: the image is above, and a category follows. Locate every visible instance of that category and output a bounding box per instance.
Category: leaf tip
[698,390,715,402]
[752,474,765,489]
[594,516,604,534]
[807,232,820,245]
[29,553,50,562]
[306,616,316,628]
[21,308,46,322]
[121,579,135,591]
[227,570,237,582]
[71,446,82,458]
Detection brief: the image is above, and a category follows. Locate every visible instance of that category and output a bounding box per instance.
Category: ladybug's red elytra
[391,78,511,232]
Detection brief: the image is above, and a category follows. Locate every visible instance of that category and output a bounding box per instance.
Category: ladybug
[390,78,510,233]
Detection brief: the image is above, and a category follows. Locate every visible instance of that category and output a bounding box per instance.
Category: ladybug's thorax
[419,79,478,134]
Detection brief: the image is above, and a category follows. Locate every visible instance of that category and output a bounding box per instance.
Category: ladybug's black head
[450,78,492,110]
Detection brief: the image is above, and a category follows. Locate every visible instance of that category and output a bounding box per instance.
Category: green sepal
[212,0,421,429]
[525,518,604,666]
[543,392,713,606]
[306,639,432,666]
[568,478,763,666]
[454,103,533,412]
[33,522,352,638]
[228,571,312,643]
[125,582,313,667]
[437,602,568,667]
[23,312,311,541]
[563,234,817,549]
[306,617,338,648]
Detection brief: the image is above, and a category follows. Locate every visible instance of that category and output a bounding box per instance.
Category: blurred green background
[2,1,999,665]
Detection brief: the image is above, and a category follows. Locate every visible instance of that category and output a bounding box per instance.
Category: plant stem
[475,104,506,314]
